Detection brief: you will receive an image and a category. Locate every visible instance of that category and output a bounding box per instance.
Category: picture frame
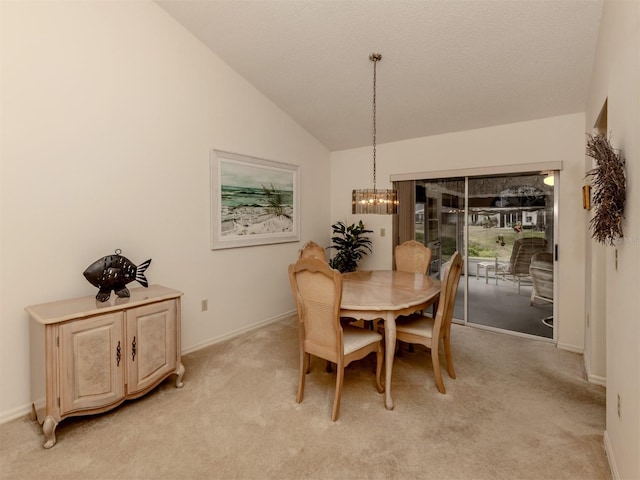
[210,150,300,249]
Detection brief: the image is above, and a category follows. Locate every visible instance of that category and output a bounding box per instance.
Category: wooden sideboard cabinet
[26,285,185,448]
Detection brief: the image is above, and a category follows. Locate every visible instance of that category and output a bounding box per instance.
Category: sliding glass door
[466,174,554,338]
[404,171,556,340]
[417,178,466,319]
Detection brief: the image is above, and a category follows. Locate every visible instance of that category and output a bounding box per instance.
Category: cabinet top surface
[25,285,183,324]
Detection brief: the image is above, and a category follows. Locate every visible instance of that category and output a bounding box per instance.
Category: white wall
[331,114,587,352]
[586,1,640,478]
[3,8,636,478]
[0,1,331,420]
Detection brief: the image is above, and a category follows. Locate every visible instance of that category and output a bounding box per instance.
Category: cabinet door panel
[127,300,177,394]
[59,313,124,415]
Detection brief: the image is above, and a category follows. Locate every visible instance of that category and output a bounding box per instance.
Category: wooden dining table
[340,270,441,410]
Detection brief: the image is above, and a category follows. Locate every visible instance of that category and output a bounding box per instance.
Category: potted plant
[327,220,373,273]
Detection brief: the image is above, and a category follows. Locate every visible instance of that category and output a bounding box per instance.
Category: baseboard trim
[604,431,620,480]
[557,342,583,354]
[0,404,32,425]
[583,350,606,385]
[182,310,296,356]
[587,373,606,386]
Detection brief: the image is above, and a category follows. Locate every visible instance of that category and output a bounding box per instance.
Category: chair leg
[375,347,384,394]
[443,335,456,379]
[297,352,310,403]
[431,347,446,394]
[396,341,415,356]
[332,365,345,421]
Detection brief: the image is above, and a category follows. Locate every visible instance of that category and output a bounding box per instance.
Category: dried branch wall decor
[585,133,626,245]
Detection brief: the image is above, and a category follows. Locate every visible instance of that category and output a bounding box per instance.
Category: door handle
[131,336,137,362]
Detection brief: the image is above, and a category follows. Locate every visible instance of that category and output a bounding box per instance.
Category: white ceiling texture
[156,0,604,152]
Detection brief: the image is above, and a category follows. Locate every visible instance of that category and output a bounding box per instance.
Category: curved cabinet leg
[42,416,58,449]
[175,362,185,388]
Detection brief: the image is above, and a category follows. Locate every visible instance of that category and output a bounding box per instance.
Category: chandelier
[352,53,398,215]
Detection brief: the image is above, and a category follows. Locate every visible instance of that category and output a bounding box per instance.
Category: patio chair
[530,252,554,305]
[530,252,554,327]
[495,237,548,293]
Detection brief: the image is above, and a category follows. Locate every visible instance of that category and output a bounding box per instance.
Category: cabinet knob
[116,341,121,367]
[131,336,137,362]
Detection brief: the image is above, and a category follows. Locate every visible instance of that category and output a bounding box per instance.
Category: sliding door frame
[390,162,562,183]
[392,162,561,343]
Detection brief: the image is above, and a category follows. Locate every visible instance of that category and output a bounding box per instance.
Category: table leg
[432,295,440,315]
[383,312,396,410]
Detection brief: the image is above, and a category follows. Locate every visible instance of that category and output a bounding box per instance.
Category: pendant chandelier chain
[371,53,379,192]
[351,52,397,215]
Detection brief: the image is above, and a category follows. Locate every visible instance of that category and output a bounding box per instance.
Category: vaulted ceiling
[156,0,603,152]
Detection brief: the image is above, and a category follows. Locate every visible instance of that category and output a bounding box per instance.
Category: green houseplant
[328,220,373,273]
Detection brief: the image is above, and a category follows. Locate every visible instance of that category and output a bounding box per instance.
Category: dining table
[340,270,441,410]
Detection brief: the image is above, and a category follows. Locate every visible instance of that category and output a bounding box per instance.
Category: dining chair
[394,240,432,274]
[394,240,433,355]
[298,241,365,372]
[298,240,327,262]
[394,251,463,394]
[288,256,384,421]
[298,240,352,372]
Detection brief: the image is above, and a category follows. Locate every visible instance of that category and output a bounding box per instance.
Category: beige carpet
[0,316,610,480]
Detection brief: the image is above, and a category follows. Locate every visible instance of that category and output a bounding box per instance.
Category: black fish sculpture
[83,249,152,302]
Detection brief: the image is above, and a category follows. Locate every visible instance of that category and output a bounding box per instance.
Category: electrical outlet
[201,299,208,312]
[380,228,386,237]
[617,394,621,418]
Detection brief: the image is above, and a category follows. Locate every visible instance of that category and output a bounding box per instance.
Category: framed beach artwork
[210,150,300,249]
